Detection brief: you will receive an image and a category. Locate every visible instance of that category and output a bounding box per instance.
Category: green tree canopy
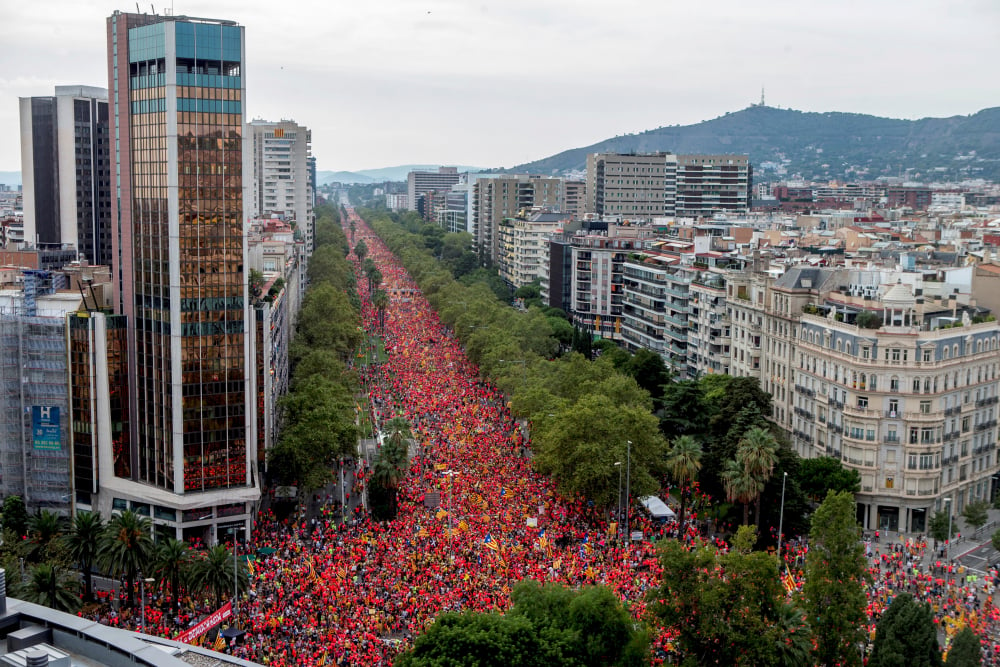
[63,510,103,601]
[929,510,958,543]
[2,496,28,539]
[869,593,942,667]
[961,499,990,530]
[16,563,80,613]
[803,491,869,667]
[664,435,702,530]
[946,627,982,666]
[396,580,648,667]
[97,510,154,608]
[797,456,861,501]
[649,525,799,666]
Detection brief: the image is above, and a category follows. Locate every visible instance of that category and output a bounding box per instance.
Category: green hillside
[510,106,1000,182]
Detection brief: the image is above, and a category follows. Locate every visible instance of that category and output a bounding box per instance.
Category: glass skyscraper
[106,11,257,540]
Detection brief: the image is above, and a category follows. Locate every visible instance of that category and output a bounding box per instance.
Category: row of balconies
[975,420,998,432]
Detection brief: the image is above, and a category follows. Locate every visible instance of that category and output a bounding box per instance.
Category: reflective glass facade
[110,13,249,495]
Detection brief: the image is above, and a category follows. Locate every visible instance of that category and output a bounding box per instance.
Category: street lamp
[614,462,622,539]
[944,497,954,561]
[777,471,788,570]
[625,440,632,542]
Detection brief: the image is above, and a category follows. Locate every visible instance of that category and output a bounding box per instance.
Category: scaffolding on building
[0,280,73,514]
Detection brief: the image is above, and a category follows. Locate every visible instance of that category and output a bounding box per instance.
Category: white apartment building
[688,271,731,376]
[622,253,673,358]
[249,120,315,252]
[496,212,568,290]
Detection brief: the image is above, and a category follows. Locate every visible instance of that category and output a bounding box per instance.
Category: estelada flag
[483,534,499,552]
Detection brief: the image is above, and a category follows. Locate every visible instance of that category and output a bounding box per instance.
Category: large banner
[31,406,60,450]
[176,602,233,644]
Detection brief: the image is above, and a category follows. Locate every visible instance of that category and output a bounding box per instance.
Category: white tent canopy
[639,495,676,520]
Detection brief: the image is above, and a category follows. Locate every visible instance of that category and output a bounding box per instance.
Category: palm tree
[665,435,702,532]
[63,511,104,601]
[774,602,812,667]
[383,416,412,465]
[722,458,759,526]
[154,538,192,615]
[27,510,65,562]
[97,510,154,608]
[17,562,81,613]
[737,427,779,527]
[191,544,246,609]
[372,289,389,333]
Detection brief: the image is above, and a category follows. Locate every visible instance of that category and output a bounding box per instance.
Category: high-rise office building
[248,120,315,252]
[19,86,112,266]
[407,167,461,212]
[586,152,751,219]
[103,11,258,542]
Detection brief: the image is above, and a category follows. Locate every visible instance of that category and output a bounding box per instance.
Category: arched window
[836,339,843,352]
[845,342,852,355]
[944,346,950,360]
[977,340,983,353]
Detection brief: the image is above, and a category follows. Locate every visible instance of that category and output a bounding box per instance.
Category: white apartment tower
[249,120,315,252]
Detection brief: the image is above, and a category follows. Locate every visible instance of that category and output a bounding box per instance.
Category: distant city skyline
[1,0,998,173]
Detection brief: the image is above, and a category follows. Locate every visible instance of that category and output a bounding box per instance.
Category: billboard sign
[31,406,60,450]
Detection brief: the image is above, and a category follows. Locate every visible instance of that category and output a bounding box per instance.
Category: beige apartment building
[472,176,563,264]
[725,265,1000,533]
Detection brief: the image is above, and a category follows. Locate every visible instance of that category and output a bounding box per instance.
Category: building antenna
[760,86,766,107]
[136,2,141,13]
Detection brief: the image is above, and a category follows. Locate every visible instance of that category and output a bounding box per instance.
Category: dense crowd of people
[84,207,1000,665]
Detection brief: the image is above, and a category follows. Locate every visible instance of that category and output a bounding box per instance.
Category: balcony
[794,384,816,398]
[883,435,900,444]
[975,420,998,432]
[944,406,962,416]
[943,431,961,442]
[828,398,845,409]
[977,396,999,407]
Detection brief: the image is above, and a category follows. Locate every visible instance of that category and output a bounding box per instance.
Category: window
[892,349,901,361]
[963,416,971,432]
[920,400,932,414]
[862,346,871,359]
[890,376,900,391]
[885,476,894,489]
[888,399,899,417]
[923,349,933,362]
[858,396,869,408]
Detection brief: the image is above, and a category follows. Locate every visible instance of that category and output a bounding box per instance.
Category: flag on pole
[213,633,226,651]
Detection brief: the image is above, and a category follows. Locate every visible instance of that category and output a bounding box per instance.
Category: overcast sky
[2,0,998,173]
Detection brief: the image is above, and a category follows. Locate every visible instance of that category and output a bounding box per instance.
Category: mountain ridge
[508,106,1000,182]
